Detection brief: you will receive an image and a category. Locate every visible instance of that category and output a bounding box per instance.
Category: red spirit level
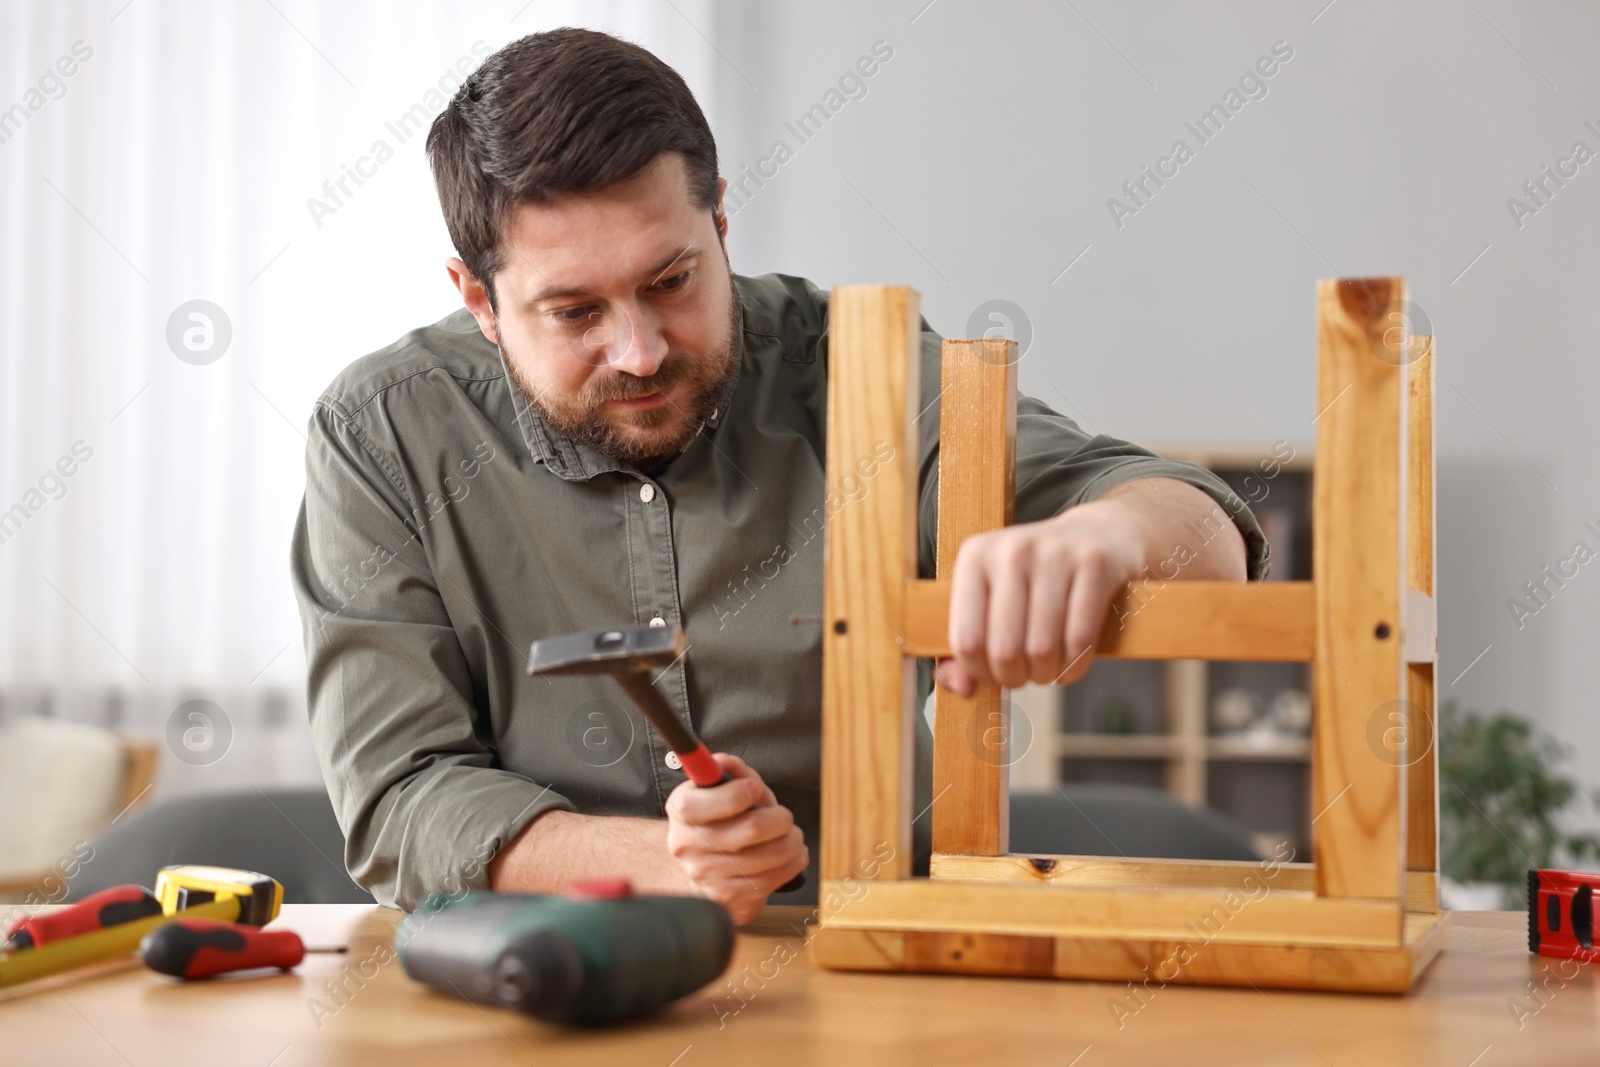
[1528,869,1600,961]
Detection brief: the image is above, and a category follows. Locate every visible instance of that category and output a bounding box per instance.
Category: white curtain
[0,0,720,795]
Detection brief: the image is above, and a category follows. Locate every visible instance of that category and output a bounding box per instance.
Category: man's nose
[603,303,668,378]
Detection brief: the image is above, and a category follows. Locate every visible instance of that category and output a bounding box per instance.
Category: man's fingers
[747,833,809,888]
[933,657,975,696]
[1058,556,1117,684]
[711,752,776,806]
[689,803,795,855]
[984,539,1032,688]
[1023,543,1072,683]
[947,541,991,690]
[695,854,808,925]
[671,817,808,909]
[711,752,755,780]
[666,774,761,826]
[691,827,805,883]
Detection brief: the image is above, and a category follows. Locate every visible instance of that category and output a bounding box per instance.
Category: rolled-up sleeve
[914,329,1270,581]
[290,400,575,910]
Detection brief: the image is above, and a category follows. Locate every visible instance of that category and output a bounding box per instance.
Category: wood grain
[1406,336,1436,599]
[901,579,1317,660]
[928,853,1438,911]
[931,338,1017,856]
[1311,278,1407,905]
[820,285,922,882]
[810,909,1446,993]
[823,878,1405,947]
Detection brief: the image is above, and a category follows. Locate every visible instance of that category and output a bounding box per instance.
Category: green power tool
[397,881,734,1026]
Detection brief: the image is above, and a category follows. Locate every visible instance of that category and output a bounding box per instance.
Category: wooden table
[2,905,1594,1065]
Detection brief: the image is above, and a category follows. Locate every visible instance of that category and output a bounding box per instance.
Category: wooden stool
[811,279,1443,993]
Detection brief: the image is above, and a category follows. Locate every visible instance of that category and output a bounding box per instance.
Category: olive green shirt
[291,272,1269,911]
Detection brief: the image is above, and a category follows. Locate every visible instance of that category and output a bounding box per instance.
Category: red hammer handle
[679,742,725,788]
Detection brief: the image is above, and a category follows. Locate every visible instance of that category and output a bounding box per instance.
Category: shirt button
[664,751,682,770]
[639,483,656,503]
[648,616,666,628]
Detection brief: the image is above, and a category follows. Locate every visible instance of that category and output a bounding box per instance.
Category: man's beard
[505,277,742,469]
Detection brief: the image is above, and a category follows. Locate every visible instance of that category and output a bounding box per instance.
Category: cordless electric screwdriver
[397,882,733,1026]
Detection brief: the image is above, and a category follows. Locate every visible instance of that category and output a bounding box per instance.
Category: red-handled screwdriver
[140,918,305,979]
[4,886,164,951]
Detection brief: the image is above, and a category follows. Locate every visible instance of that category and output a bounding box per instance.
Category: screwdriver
[141,919,306,979]
[4,886,164,950]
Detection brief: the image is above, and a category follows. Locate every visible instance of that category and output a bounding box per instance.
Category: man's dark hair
[426,27,720,311]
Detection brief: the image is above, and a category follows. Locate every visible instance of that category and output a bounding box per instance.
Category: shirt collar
[507,274,761,482]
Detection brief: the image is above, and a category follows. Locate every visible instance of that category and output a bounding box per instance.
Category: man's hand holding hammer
[487,757,806,925]
[495,625,808,925]
[664,753,808,924]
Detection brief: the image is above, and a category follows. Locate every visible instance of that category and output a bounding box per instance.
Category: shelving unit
[1012,444,1317,857]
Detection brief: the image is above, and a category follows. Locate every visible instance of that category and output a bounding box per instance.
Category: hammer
[527,624,805,894]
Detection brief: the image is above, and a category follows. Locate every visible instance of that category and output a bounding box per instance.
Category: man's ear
[713,176,729,242]
[446,257,500,346]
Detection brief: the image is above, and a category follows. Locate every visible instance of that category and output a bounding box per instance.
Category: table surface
[1,904,1595,1066]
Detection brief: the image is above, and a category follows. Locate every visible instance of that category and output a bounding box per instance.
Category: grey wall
[710,2,1600,801]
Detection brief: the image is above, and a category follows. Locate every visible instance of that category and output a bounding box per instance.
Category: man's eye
[553,305,595,326]
[653,271,691,292]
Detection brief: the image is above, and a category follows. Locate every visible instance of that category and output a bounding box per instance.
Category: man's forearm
[487,809,697,895]
[1098,476,1247,581]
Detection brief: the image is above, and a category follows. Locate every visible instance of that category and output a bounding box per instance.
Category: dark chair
[67,788,373,904]
[1009,784,1261,861]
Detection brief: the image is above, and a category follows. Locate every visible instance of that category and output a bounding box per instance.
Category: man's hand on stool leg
[935,477,1247,696]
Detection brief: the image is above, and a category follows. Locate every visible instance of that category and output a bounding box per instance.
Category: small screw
[833,620,848,635]
[1374,622,1391,640]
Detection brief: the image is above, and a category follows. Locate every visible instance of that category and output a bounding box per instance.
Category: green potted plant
[1097,697,1138,736]
[1439,700,1600,909]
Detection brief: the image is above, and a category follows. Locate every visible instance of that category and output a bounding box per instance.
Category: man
[291,28,1268,923]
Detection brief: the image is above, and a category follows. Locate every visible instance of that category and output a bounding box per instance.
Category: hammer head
[527,624,686,679]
